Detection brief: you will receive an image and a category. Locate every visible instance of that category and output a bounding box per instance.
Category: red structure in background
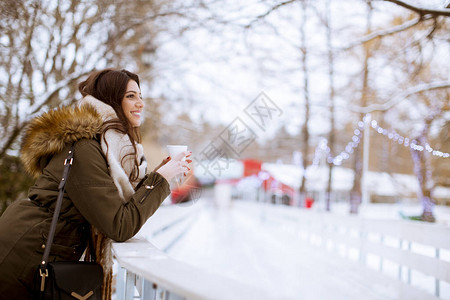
[242,159,296,206]
[242,159,262,177]
[304,197,314,208]
[173,158,314,208]
[261,175,295,204]
[172,159,262,205]
[257,163,313,208]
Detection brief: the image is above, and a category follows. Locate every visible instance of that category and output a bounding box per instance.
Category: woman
[0,69,191,299]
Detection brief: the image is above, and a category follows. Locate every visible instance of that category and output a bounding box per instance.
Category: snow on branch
[348,81,450,113]
[340,15,430,50]
[28,71,90,117]
[380,0,450,17]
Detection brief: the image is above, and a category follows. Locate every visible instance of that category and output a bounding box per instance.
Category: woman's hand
[154,151,192,182]
[153,156,171,173]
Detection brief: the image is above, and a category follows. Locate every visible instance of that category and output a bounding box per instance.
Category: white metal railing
[113,235,281,300]
[112,203,280,300]
[114,200,450,300]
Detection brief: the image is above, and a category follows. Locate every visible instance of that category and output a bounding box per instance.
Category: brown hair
[78,68,142,182]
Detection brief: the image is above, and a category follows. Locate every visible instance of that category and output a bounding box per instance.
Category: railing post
[359,225,367,265]
[154,286,167,300]
[398,239,403,280]
[407,241,411,284]
[136,275,142,298]
[141,280,156,300]
[379,235,384,272]
[125,270,136,300]
[435,248,440,297]
[116,266,126,299]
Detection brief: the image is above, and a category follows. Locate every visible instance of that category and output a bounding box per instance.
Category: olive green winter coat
[0,105,170,299]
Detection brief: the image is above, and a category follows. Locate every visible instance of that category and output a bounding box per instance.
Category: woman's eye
[126,94,134,98]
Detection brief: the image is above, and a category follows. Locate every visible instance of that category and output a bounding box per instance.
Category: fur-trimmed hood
[21,95,147,203]
[21,104,103,178]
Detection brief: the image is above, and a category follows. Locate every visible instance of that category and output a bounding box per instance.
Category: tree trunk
[350,145,363,213]
[325,0,335,212]
[350,1,373,214]
[299,0,311,207]
[411,135,436,222]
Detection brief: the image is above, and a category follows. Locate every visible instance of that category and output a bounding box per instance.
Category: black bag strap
[87,227,97,262]
[38,144,75,292]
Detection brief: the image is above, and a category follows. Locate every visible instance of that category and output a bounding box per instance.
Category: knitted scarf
[79,95,147,299]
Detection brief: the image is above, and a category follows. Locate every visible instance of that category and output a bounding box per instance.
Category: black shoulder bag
[33,145,103,300]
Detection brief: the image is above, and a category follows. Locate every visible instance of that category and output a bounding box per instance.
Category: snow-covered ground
[166,202,389,299]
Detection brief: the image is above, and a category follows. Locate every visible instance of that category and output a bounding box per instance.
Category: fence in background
[247,201,450,300]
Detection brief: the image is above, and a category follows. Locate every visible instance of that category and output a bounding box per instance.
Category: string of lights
[309,114,449,168]
[369,119,449,158]
[310,120,365,167]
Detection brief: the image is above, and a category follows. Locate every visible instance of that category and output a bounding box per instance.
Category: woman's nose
[137,98,144,108]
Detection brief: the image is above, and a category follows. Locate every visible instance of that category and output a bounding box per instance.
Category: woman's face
[121,80,144,127]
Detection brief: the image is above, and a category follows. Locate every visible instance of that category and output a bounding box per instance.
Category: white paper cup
[166,145,188,183]
[167,145,188,160]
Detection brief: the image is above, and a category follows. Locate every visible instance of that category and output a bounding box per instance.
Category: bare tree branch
[0,1,175,159]
[348,81,450,113]
[340,15,431,50]
[244,0,297,28]
[28,72,90,116]
[380,0,450,17]
[0,126,22,159]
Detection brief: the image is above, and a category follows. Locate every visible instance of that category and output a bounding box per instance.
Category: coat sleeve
[65,139,171,242]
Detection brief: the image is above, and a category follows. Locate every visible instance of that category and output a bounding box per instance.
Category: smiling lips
[131,111,141,117]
